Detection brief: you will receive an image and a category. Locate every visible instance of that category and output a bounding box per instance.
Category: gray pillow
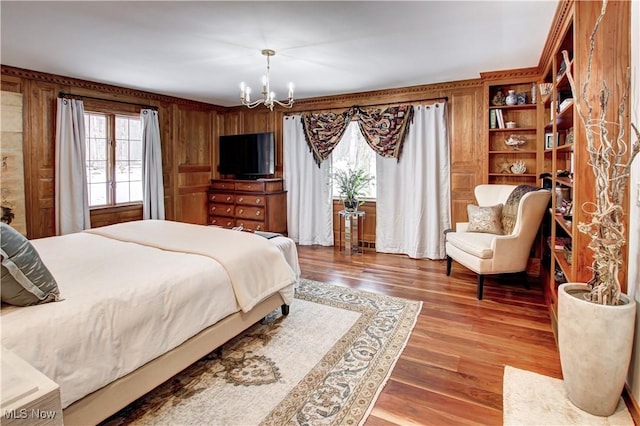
[1,223,60,306]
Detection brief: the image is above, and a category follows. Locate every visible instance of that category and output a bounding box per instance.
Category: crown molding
[479,67,540,82]
[1,65,225,112]
[537,0,574,73]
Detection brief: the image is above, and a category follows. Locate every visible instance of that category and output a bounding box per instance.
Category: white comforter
[0,221,298,409]
[86,220,296,311]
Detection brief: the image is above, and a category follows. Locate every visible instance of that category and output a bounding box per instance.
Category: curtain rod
[58,92,159,111]
[284,96,448,115]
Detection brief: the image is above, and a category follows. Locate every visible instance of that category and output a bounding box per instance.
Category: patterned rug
[503,366,633,425]
[101,279,421,426]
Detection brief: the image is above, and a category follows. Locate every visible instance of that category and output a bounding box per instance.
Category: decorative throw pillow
[502,185,541,235]
[467,204,504,234]
[0,223,60,306]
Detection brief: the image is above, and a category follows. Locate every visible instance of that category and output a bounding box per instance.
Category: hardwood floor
[296,245,562,426]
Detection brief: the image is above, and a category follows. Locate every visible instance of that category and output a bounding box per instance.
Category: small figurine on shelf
[492,89,506,106]
[504,134,526,150]
[510,160,527,174]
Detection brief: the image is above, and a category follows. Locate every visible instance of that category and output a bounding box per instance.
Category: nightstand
[1,347,62,426]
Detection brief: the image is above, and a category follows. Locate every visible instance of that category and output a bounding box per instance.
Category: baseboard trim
[622,383,640,425]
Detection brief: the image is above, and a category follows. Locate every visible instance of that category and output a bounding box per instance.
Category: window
[331,121,376,199]
[85,113,142,207]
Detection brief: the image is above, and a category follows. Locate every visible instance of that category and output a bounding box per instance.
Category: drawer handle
[238,197,244,202]
[211,206,216,211]
[226,208,232,213]
[255,211,261,216]
[256,225,261,230]
[239,209,244,214]
[211,220,217,224]
[256,198,261,204]
[212,195,216,200]
[226,221,232,226]
[226,196,232,201]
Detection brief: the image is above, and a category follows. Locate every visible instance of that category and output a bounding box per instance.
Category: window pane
[129,180,143,202]
[85,113,110,207]
[89,183,108,207]
[87,160,107,184]
[113,116,143,204]
[115,182,130,204]
[331,122,376,199]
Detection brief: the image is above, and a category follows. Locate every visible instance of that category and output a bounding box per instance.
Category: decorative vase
[343,199,358,212]
[558,283,636,416]
[505,90,518,106]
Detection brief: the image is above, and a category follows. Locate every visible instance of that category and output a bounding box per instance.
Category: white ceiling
[0,1,559,107]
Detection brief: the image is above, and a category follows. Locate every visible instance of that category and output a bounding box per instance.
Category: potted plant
[557,0,640,417]
[332,166,373,212]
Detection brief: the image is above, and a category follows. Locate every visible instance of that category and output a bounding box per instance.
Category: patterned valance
[301,109,355,166]
[301,105,415,167]
[356,105,414,159]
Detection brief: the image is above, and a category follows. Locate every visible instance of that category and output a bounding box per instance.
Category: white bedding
[0,221,299,409]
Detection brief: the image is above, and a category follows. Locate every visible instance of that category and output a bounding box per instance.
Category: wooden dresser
[207,178,287,233]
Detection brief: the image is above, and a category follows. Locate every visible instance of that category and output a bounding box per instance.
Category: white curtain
[141,109,165,220]
[55,98,90,235]
[376,103,451,259]
[283,115,333,245]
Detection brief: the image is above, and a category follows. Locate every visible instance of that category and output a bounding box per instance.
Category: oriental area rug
[101,279,421,426]
[503,366,633,425]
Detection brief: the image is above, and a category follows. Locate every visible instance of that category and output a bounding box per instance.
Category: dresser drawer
[235,219,264,232]
[209,203,235,217]
[235,194,265,206]
[211,181,235,191]
[208,216,235,227]
[235,181,266,192]
[235,206,265,220]
[208,193,234,204]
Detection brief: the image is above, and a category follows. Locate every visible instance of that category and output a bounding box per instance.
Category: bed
[0,220,299,425]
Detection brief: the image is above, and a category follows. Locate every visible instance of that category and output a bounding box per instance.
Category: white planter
[558,283,636,416]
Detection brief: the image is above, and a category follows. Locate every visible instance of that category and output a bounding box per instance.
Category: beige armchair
[445,184,551,300]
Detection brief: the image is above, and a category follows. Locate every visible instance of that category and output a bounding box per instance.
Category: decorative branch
[560,0,640,305]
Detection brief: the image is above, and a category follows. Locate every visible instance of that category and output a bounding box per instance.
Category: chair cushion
[446,231,495,259]
[502,185,542,235]
[467,204,504,234]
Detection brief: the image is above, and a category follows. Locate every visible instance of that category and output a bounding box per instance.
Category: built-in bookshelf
[485,80,539,185]
[540,0,631,329]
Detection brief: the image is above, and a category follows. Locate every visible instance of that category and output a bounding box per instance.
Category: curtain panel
[375,103,451,259]
[301,105,414,167]
[55,98,90,235]
[283,115,334,246]
[140,109,165,220]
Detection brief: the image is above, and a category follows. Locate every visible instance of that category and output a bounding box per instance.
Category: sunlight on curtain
[283,115,333,246]
[55,98,90,235]
[375,103,451,259]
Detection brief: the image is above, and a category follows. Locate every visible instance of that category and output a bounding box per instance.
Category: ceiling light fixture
[240,49,294,111]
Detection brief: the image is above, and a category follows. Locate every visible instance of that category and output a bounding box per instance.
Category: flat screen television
[218,132,275,179]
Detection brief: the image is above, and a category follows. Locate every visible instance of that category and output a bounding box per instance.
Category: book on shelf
[496,109,505,128]
[559,98,574,112]
[489,109,497,129]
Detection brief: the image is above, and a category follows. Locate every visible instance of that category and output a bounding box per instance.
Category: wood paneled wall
[2,64,534,242]
[1,66,223,238]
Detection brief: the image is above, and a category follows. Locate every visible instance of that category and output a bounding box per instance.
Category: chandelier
[240,49,294,111]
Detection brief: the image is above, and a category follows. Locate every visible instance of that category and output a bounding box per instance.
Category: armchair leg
[477,275,484,300]
[446,256,452,276]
